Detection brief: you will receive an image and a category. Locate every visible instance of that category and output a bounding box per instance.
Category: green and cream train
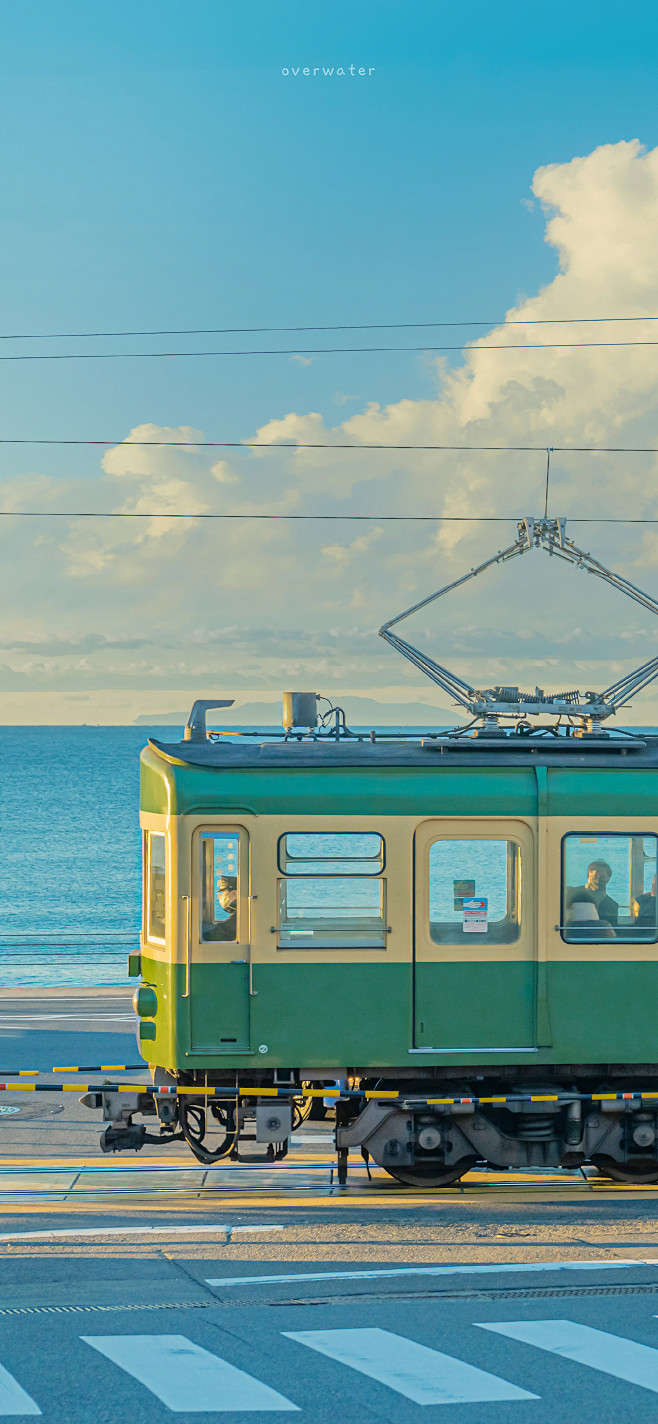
[97,695,658,1186]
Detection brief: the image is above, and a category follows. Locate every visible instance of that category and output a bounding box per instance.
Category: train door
[413,819,535,1050]
[187,825,251,1053]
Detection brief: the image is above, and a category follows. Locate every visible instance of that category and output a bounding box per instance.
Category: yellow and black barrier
[51,1064,144,1074]
[0,1065,148,1077]
[0,1081,657,1108]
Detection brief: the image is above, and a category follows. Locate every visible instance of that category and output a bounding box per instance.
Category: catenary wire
[0,511,657,523]
[2,441,658,451]
[4,316,658,339]
[4,341,658,361]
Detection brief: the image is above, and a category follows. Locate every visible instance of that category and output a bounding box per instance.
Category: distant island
[134,695,463,729]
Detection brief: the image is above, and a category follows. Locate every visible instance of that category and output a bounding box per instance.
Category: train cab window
[145,831,166,943]
[428,838,521,945]
[277,832,386,949]
[562,833,658,943]
[200,832,240,942]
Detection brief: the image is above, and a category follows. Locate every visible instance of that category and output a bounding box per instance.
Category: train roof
[147,732,658,771]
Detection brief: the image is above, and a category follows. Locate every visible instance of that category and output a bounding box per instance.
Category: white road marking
[206,1258,654,1288]
[283,1327,537,1404]
[290,1136,334,1143]
[480,1320,658,1393]
[0,1015,134,1025]
[0,1224,284,1243]
[0,1363,40,1415]
[82,1335,299,1412]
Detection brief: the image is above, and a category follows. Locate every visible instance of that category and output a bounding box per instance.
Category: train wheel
[180,1102,236,1164]
[591,1154,658,1184]
[293,1091,314,1125]
[385,1156,476,1188]
[294,1083,329,1124]
[293,1084,328,1122]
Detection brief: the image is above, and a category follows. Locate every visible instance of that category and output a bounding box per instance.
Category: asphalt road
[2,1259,658,1419]
[0,987,137,1073]
[4,992,658,1418]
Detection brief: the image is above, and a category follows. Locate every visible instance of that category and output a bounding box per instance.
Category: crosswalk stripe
[0,1364,40,1415]
[283,1327,538,1404]
[479,1320,658,1393]
[82,1335,299,1412]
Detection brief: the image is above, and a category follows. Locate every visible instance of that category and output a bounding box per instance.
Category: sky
[3,1,658,722]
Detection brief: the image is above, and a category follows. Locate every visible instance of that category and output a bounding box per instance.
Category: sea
[0,725,653,988]
[0,726,166,987]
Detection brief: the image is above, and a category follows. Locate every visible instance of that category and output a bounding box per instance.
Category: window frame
[560,830,658,945]
[276,829,387,951]
[277,831,386,876]
[144,830,167,946]
[426,832,524,948]
[199,828,244,945]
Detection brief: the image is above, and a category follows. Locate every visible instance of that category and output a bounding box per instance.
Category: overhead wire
[3,315,658,339]
[4,341,658,361]
[2,441,658,451]
[0,511,657,523]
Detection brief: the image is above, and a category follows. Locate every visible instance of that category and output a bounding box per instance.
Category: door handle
[181,895,191,999]
[247,895,257,996]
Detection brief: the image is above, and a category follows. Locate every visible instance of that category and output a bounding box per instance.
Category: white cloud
[322,527,383,565]
[4,139,658,717]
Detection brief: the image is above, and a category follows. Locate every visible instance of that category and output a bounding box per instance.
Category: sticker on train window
[453,878,475,910]
[463,897,488,932]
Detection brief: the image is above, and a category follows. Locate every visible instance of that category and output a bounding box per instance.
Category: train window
[200,832,240,942]
[278,833,384,875]
[145,832,166,943]
[562,833,658,943]
[278,833,386,949]
[428,838,521,945]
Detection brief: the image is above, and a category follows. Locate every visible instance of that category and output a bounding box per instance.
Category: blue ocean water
[0,726,177,987]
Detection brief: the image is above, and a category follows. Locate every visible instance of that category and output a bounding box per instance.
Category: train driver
[203,875,238,941]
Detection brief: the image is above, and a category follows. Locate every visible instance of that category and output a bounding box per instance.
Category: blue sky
[4,2,658,718]
[2,0,658,465]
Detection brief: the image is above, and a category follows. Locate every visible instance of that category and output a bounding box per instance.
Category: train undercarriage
[84,1064,658,1186]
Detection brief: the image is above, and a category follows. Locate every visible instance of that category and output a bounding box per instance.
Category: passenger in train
[565,887,616,939]
[633,874,657,927]
[582,860,619,926]
[202,875,238,941]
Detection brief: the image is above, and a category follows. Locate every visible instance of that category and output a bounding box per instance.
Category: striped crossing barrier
[0,1081,657,1107]
[52,1064,146,1073]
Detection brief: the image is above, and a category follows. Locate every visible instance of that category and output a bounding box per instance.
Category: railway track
[1,1157,658,1203]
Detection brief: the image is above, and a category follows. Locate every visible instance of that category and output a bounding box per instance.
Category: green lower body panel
[140,958,411,1068]
[547,961,658,1063]
[414,961,535,1049]
[189,962,250,1052]
[137,956,658,1072]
